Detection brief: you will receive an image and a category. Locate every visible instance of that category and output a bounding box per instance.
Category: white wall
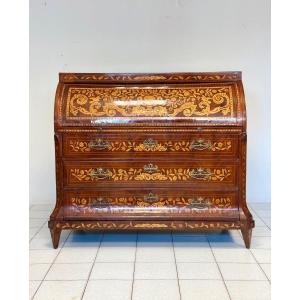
[30,0,270,204]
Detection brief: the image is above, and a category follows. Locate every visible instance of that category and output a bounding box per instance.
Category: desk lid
[54,72,246,129]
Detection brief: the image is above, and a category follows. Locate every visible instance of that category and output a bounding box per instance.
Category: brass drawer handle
[88,139,110,150]
[91,197,111,207]
[189,197,212,209]
[144,192,159,204]
[143,163,159,174]
[89,168,112,180]
[190,139,212,150]
[143,138,158,148]
[189,168,212,180]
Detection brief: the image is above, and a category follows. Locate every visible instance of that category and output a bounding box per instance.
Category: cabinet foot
[50,228,62,249]
[241,225,252,249]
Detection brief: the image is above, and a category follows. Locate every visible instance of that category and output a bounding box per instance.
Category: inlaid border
[54,220,241,230]
[59,72,241,83]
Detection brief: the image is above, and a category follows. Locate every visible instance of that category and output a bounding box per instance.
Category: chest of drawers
[48,72,254,248]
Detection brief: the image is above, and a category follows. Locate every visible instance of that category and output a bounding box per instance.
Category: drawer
[63,189,239,220]
[63,160,238,188]
[63,132,239,158]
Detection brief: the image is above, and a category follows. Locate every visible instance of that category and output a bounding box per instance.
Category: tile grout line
[30,220,48,242]
[249,206,272,269]
[31,229,72,299]
[249,207,271,230]
[130,232,138,300]
[248,249,271,283]
[29,261,267,265]
[32,278,270,282]
[80,232,104,300]
[171,232,182,300]
[232,229,270,283]
[206,234,232,300]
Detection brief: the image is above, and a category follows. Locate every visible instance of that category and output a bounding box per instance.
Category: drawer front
[64,160,237,187]
[64,189,239,220]
[63,133,238,158]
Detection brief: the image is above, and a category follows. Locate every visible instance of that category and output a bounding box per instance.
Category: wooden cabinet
[49,72,254,248]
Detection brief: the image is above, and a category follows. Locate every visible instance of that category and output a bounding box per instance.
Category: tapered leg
[241,225,252,249]
[50,228,62,249]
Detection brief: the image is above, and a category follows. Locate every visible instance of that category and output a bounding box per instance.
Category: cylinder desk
[48,72,254,248]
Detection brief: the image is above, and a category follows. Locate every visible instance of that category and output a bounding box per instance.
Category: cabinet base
[48,219,254,249]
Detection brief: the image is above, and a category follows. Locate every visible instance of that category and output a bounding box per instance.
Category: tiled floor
[29,203,271,300]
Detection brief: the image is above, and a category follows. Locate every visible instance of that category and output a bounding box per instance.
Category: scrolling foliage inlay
[70,167,232,182]
[66,86,234,119]
[70,196,232,215]
[56,221,240,230]
[69,139,232,153]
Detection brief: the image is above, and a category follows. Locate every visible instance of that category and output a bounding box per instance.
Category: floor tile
[103,232,137,242]
[263,218,271,228]
[132,280,180,300]
[207,231,245,248]
[136,246,175,262]
[34,227,69,240]
[29,264,51,280]
[56,247,98,263]
[251,249,271,263]
[30,238,62,250]
[135,262,177,279]
[172,235,209,247]
[30,204,53,211]
[34,280,86,300]
[251,237,271,249]
[219,263,267,280]
[174,247,215,262]
[90,262,134,280]
[83,280,132,300]
[138,233,172,243]
[255,210,271,218]
[252,227,271,237]
[260,263,271,280]
[96,245,136,262]
[30,219,46,228]
[45,263,92,280]
[225,280,271,300]
[180,280,230,300]
[253,217,267,227]
[212,248,256,263]
[29,281,41,299]
[64,231,102,247]
[29,228,40,239]
[29,249,60,264]
[172,232,207,238]
[30,210,50,219]
[177,262,221,279]
[249,202,271,210]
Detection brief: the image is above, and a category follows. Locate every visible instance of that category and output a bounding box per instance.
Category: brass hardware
[144,192,159,204]
[143,138,158,149]
[190,139,212,150]
[143,163,159,174]
[89,168,112,180]
[90,197,111,207]
[88,139,110,150]
[189,168,212,180]
[189,197,212,209]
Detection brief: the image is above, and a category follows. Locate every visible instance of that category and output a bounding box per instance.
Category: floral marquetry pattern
[55,221,241,230]
[70,195,232,215]
[68,139,232,153]
[70,167,232,182]
[66,86,234,119]
[61,73,240,83]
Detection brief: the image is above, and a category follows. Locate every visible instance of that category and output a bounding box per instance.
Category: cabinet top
[54,72,246,129]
